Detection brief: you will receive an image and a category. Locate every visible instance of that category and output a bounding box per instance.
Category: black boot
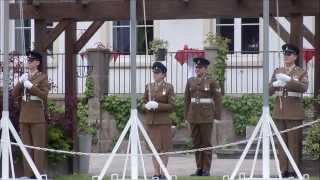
[202,170,210,176]
[190,168,202,176]
[281,171,289,178]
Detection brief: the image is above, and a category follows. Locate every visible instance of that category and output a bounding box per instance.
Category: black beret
[152,62,167,73]
[193,57,210,67]
[26,50,42,61]
[282,43,299,55]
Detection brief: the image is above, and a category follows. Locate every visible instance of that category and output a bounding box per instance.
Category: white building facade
[3,17,316,95]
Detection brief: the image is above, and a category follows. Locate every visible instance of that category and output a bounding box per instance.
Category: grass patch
[53,175,320,180]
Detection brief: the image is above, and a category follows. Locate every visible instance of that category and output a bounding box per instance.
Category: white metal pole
[262,0,270,178]
[130,110,139,179]
[1,0,10,177]
[130,0,139,178]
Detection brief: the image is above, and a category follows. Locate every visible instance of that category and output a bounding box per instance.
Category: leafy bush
[169,96,185,127]
[304,123,320,159]
[47,125,71,165]
[222,95,276,136]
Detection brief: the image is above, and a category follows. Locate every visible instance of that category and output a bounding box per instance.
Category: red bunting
[175,45,204,65]
[304,49,315,64]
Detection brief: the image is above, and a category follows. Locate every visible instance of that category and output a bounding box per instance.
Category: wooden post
[34,19,47,73]
[65,19,78,172]
[289,14,303,67]
[314,15,320,112]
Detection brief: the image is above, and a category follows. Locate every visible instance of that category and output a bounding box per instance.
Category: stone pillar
[86,48,118,152]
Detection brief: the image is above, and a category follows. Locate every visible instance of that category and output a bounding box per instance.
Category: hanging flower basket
[155,48,168,61]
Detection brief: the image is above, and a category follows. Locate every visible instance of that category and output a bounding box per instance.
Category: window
[216,18,260,53]
[216,18,234,52]
[241,18,259,53]
[15,20,31,53]
[113,20,153,54]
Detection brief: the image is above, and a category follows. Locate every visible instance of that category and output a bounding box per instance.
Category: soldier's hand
[276,73,291,82]
[19,73,28,84]
[23,80,33,89]
[149,101,159,109]
[272,80,286,87]
[144,102,152,110]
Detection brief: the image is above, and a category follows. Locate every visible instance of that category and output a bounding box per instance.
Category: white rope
[275,0,282,66]
[1,119,319,157]
[19,0,26,55]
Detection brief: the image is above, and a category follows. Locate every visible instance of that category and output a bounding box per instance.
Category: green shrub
[304,123,320,159]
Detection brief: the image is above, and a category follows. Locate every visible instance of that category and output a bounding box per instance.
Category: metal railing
[0,51,315,95]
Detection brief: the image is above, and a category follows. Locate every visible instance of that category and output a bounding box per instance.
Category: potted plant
[77,99,95,174]
[150,39,169,61]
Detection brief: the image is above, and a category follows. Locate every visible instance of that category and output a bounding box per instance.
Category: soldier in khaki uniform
[269,44,308,178]
[184,57,222,176]
[12,50,49,178]
[143,62,175,179]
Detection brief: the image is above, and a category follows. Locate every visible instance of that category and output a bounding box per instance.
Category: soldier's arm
[28,75,49,101]
[155,84,175,112]
[285,71,308,93]
[212,80,222,120]
[269,69,277,95]
[12,82,23,99]
[142,84,149,112]
[184,80,191,121]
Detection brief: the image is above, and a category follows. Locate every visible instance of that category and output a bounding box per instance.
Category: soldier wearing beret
[269,43,308,178]
[184,57,222,176]
[143,62,175,179]
[12,50,49,178]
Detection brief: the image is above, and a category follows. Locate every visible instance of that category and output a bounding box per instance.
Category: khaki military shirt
[184,74,222,123]
[269,65,308,120]
[143,81,175,125]
[12,72,49,123]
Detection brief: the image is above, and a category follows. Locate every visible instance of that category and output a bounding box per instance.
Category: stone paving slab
[89,154,278,177]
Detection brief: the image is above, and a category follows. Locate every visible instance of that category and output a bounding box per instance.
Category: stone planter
[78,133,92,174]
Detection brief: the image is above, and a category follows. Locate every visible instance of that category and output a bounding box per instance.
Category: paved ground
[89,154,278,177]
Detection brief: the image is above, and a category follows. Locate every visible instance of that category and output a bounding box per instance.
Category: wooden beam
[9,0,319,21]
[74,21,104,53]
[270,17,290,43]
[64,19,78,172]
[285,17,315,47]
[290,14,303,67]
[34,19,47,72]
[41,20,70,51]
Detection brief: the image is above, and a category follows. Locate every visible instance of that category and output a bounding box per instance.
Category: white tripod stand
[1,0,42,179]
[229,0,306,179]
[94,0,172,180]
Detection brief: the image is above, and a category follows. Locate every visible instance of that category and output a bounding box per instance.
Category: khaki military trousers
[20,123,47,176]
[275,119,302,173]
[190,123,213,172]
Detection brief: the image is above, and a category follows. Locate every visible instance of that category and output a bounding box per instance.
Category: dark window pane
[242,25,259,53]
[113,20,130,26]
[15,20,31,27]
[113,27,130,53]
[15,29,31,53]
[242,18,259,24]
[137,27,153,54]
[138,20,154,26]
[217,18,234,24]
[217,26,234,52]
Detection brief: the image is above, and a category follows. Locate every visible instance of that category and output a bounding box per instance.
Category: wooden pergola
[9,0,320,171]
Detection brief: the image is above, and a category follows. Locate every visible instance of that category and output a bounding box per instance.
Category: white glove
[144,102,152,110]
[276,73,291,82]
[149,101,159,109]
[19,73,29,84]
[272,80,286,87]
[23,80,33,89]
